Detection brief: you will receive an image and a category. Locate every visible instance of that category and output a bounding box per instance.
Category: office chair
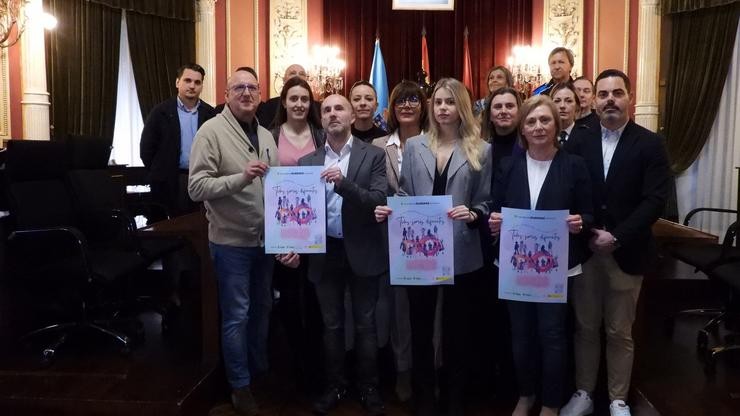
[65,135,186,331]
[701,258,740,374]
[667,208,740,350]
[3,139,148,365]
[65,136,184,260]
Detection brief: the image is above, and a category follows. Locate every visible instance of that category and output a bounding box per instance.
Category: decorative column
[20,0,50,140]
[196,0,217,106]
[634,0,661,132]
[0,47,11,143]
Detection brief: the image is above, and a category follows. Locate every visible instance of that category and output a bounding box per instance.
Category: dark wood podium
[139,210,220,365]
[652,218,718,246]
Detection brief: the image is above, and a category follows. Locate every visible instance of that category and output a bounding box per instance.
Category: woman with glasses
[269,76,325,391]
[483,95,592,416]
[375,78,491,415]
[371,80,428,403]
[473,66,515,116]
[350,80,388,142]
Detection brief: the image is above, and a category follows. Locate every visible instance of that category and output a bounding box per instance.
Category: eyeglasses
[230,83,260,96]
[394,96,421,108]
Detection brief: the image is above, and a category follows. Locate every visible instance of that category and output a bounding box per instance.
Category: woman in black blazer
[483,95,593,416]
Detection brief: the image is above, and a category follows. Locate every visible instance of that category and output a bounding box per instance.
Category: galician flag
[369,37,389,121]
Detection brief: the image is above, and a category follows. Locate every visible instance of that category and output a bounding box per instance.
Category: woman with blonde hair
[375,77,491,415]
[474,65,515,116]
[483,94,592,416]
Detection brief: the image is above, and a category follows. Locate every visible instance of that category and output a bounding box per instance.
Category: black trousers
[314,237,380,389]
[407,269,483,402]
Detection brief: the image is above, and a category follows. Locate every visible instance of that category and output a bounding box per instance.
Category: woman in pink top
[270,77,324,166]
[269,76,325,392]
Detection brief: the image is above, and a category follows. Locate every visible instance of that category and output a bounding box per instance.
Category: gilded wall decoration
[269,0,308,97]
[543,0,584,78]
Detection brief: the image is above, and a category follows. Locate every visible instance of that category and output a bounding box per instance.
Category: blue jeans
[507,300,567,408]
[209,243,272,389]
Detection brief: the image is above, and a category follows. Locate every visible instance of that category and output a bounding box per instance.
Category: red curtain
[323,0,531,100]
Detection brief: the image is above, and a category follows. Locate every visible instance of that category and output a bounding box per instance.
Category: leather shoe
[360,386,385,415]
[312,385,346,415]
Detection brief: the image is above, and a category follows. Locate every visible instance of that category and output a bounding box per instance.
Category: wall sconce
[307,45,346,99]
[507,45,546,98]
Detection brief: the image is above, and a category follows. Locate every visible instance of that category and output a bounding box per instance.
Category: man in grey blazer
[298,94,388,415]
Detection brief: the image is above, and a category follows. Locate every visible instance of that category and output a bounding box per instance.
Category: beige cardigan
[188,105,279,247]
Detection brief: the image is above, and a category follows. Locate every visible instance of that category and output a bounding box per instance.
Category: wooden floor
[1,257,740,416]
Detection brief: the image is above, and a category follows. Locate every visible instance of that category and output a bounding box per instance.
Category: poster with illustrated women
[498,207,569,303]
[265,166,326,253]
[387,195,454,285]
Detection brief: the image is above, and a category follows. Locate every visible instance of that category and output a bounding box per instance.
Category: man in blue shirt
[140,63,216,217]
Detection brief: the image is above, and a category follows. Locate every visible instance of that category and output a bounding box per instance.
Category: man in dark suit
[140,63,216,217]
[298,94,388,415]
[561,69,671,416]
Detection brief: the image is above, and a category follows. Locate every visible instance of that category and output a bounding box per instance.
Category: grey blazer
[372,134,400,195]
[398,134,492,275]
[298,137,389,282]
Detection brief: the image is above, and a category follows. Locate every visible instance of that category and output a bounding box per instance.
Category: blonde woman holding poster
[375,78,490,415]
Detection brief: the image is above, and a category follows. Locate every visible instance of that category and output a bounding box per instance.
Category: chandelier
[507,45,545,98]
[306,45,346,99]
[1,0,29,48]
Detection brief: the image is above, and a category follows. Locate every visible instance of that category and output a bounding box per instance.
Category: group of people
[139,45,671,416]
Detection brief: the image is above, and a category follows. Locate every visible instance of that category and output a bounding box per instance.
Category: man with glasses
[140,63,216,217]
[189,67,279,416]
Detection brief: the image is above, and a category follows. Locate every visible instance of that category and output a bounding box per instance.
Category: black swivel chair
[702,258,740,373]
[65,135,186,331]
[668,208,740,350]
[3,139,149,365]
[65,135,184,261]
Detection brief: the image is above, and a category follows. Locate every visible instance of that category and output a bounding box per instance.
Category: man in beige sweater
[188,67,278,416]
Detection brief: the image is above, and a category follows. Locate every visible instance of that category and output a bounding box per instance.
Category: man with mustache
[189,67,279,416]
[140,63,216,217]
[298,94,388,415]
[561,69,671,416]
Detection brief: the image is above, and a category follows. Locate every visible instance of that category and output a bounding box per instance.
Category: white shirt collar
[601,121,628,139]
[325,135,354,157]
[386,131,401,148]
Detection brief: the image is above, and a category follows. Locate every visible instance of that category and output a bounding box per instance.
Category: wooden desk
[138,211,219,366]
[652,218,719,246]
